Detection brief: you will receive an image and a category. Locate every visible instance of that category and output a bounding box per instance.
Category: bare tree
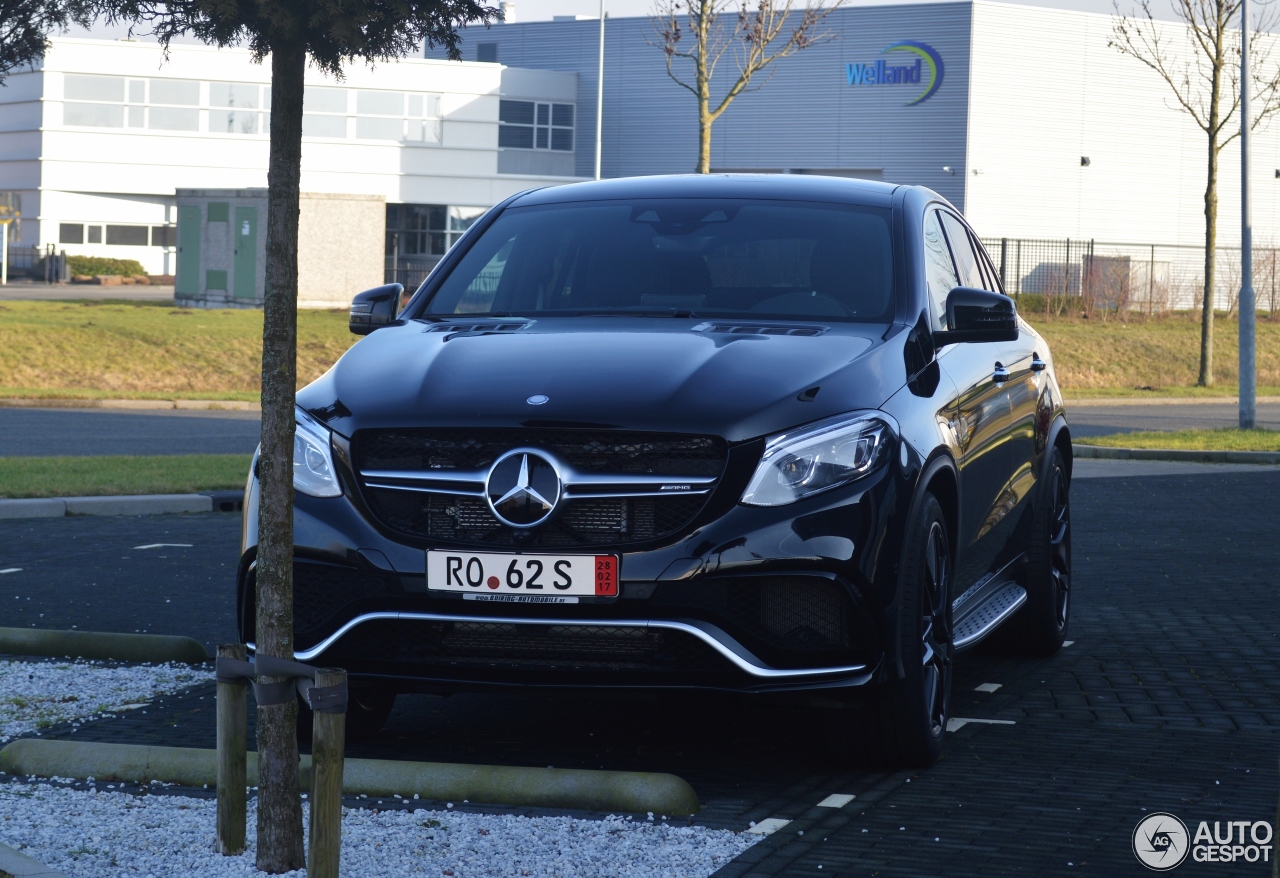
[1111,0,1280,386]
[652,0,840,173]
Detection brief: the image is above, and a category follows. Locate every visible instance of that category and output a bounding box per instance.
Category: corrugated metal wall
[966,1,1280,251]
[435,3,974,209]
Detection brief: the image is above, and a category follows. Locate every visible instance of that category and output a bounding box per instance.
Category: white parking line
[947,717,1017,732]
[816,794,856,809]
[747,818,792,835]
[1063,640,1074,647]
[974,683,1002,693]
[132,544,194,550]
[0,568,21,574]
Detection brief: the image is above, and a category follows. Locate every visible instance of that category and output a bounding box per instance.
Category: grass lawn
[0,300,352,400]
[0,300,1277,401]
[1081,428,1280,451]
[0,454,252,499]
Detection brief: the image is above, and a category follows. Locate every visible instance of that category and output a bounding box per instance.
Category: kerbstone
[0,498,66,519]
[62,494,212,516]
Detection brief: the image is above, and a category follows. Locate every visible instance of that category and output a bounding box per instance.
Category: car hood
[299,318,908,443]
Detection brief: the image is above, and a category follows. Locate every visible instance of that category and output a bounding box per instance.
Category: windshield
[422,199,895,322]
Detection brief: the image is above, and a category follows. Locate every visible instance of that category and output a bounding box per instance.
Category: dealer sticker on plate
[426,550,619,603]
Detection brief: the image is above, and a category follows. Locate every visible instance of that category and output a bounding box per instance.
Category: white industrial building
[453,1,1280,249]
[0,36,580,286]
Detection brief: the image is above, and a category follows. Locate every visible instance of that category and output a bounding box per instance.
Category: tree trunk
[1200,130,1218,387]
[697,95,711,173]
[255,39,307,875]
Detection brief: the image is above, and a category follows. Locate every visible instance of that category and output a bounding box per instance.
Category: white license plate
[426,550,619,603]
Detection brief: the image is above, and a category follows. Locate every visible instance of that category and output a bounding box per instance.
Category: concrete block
[0,498,66,519]
[0,841,68,878]
[62,494,212,516]
[0,627,209,663]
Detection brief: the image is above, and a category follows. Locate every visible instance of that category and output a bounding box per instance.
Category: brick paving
[3,469,1279,875]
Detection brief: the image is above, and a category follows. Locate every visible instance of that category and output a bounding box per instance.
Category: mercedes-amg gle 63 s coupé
[239,175,1072,767]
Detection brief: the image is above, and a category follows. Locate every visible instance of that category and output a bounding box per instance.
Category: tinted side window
[939,212,984,290]
[923,210,957,327]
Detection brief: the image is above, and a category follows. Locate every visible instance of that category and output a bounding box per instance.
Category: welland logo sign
[846,41,944,105]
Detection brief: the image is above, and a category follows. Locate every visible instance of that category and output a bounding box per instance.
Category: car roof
[510,174,903,209]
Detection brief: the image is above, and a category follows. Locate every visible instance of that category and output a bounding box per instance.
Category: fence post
[308,668,347,878]
[216,643,248,856]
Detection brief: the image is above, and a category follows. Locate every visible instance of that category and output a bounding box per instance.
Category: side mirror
[349,283,403,336]
[933,286,1019,347]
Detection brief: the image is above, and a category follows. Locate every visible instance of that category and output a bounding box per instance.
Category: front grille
[651,576,853,661]
[329,618,725,673]
[356,428,726,476]
[363,488,705,548]
[353,428,727,547]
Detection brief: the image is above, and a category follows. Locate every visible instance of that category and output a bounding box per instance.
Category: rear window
[423,199,895,322]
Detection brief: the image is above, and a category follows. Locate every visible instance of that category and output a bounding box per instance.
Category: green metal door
[232,206,258,299]
[175,205,201,295]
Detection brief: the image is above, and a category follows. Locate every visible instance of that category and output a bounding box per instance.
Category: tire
[297,685,396,744]
[1000,445,1071,655]
[844,493,953,768]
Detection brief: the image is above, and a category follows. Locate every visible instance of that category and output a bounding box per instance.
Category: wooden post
[216,643,248,855]
[308,668,346,878]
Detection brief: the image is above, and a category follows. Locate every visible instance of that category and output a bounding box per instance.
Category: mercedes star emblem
[485,449,562,528]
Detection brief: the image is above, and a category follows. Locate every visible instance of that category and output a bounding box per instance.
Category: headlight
[741,413,894,507]
[294,407,342,498]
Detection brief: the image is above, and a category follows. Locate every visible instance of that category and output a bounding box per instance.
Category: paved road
[1067,400,1280,438]
[0,407,260,456]
[3,460,1278,875]
[3,400,1276,458]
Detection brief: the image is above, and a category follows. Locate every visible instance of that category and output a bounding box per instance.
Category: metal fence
[384,256,442,291]
[5,245,69,283]
[980,238,1280,317]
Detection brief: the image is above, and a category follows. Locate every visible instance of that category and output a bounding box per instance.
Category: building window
[210,81,266,135]
[499,100,573,151]
[87,225,102,243]
[353,90,442,144]
[59,223,84,244]
[106,225,149,246]
[63,74,200,132]
[303,86,348,138]
[386,204,486,258]
[151,226,176,247]
[477,42,498,63]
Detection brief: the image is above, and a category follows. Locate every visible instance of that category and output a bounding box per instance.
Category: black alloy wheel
[842,492,952,768]
[1001,445,1071,655]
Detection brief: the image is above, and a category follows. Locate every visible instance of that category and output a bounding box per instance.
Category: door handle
[992,362,1009,384]
[1030,354,1046,373]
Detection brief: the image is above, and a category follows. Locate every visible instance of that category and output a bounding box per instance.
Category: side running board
[953,582,1027,650]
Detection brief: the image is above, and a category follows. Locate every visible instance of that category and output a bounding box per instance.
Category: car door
[973,234,1041,558]
[931,209,1017,587]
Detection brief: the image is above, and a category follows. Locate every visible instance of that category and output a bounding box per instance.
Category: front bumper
[238,449,913,694]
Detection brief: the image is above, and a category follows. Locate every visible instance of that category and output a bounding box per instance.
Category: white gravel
[0,781,759,877]
[0,659,210,742]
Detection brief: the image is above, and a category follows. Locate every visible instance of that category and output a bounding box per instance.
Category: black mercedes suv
[238,174,1072,767]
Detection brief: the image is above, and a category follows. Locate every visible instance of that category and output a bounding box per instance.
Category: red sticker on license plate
[594,556,618,596]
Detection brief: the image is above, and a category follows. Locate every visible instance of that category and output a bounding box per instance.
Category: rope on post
[213,647,349,863]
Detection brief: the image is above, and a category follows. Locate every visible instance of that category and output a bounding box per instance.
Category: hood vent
[693,322,829,337]
[421,320,533,335]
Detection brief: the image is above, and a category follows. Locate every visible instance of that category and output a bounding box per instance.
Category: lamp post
[1240,0,1256,429]
[595,0,605,181]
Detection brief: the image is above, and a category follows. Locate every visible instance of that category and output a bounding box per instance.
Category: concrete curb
[0,491,242,520]
[0,627,209,663]
[0,398,259,411]
[1073,444,1280,464]
[0,842,68,878]
[0,740,701,817]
